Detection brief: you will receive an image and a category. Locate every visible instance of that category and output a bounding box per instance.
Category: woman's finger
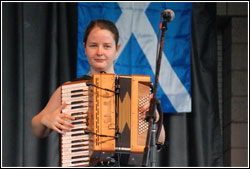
[141,103,149,112]
[58,102,67,112]
[149,94,153,99]
[55,122,72,133]
[58,118,74,128]
[52,125,66,135]
[61,113,75,121]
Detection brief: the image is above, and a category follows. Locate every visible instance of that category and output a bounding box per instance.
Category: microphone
[161,9,175,22]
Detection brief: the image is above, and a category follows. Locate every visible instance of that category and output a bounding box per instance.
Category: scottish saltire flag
[77,2,192,113]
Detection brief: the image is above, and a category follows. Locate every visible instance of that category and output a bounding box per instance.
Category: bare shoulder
[41,84,66,114]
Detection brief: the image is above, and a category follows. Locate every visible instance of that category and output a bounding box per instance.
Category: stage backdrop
[77,2,192,113]
[2,2,222,167]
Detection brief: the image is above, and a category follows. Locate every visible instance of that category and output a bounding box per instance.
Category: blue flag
[77,2,192,113]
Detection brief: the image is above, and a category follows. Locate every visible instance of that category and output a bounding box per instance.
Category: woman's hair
[83,19,119,47]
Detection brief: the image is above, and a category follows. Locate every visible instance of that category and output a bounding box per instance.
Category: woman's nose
[96,46,103,56]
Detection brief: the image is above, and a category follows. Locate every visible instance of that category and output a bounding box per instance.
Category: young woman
[31,19,165,166]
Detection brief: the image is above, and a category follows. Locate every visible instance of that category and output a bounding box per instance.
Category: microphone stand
[142,15,168,167]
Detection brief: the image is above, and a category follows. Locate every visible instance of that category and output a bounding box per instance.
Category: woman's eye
[104,45,111,49]
[89,44,97,47]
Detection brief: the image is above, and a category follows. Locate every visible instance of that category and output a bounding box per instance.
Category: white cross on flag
[77,2,192,113]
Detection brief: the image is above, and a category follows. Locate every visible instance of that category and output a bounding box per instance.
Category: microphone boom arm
[142,14,168,167]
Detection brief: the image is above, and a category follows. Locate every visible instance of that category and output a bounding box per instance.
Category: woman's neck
[89,68,114,75]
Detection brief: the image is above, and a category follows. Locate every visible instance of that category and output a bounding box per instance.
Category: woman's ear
[83,42,86,48]
[116,44,121,55]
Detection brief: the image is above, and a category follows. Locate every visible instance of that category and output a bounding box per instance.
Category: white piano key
[62,107,89,114]
[62,145,89,153]
[62,135,89,143]
[62,141,89,148]
[62,132,88,139]
[62,151,89,159]
[62,161,89,167]
[62,83,88,90]
[62,95,89,101]
[63,131,85,137]
[62,158,90,167]
[62,152,89,159]
[63,103,89,110]
[62,94,88,100]
[62,156,90,164]
[62,88,88,94]
[62,146,89,155]
[62,97,88,103]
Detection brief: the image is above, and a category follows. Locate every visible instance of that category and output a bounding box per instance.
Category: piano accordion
[61,74,151,167]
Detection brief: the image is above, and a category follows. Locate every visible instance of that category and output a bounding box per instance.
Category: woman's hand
[140,94,159,122]
[40,102,75,135]
[140,94,165,145]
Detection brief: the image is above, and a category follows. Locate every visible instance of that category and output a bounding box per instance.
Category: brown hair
[83,19,119,47]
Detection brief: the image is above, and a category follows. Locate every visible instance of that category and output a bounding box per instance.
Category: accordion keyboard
[61,82,91,167]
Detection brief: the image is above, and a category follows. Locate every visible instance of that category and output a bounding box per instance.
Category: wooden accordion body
[61,74,151,167]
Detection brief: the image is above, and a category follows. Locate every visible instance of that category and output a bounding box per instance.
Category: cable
[84,130,118,139]
[86,82,116,94]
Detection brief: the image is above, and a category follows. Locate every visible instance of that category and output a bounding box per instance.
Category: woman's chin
[92,67,106,73]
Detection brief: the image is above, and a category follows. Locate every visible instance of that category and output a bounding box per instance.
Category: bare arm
[152,109,166,145]
[31,86,75,138]
[140,94,166,144]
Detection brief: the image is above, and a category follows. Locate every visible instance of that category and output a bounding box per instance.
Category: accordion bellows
[61,74,151,167]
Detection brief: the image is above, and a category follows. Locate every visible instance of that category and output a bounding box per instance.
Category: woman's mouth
[95,59,105,62]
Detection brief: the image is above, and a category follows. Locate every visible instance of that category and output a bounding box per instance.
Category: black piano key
[72,160,89,164]
[72,148,88,153]
[72,121,86,125]
[72,155,89,160]
[71,112,85,116]
[71,139,88,144]
[74,116,86,120]
[71,105,88,109]
[71,101,85,105]
[71,94,87,98]
[71,89,84,93]
[72,143,88,148]
[72,133,85,137]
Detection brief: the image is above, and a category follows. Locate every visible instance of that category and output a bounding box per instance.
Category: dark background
[2,2,248,167]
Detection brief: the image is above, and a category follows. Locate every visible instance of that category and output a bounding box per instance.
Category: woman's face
[84,26,120,73]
